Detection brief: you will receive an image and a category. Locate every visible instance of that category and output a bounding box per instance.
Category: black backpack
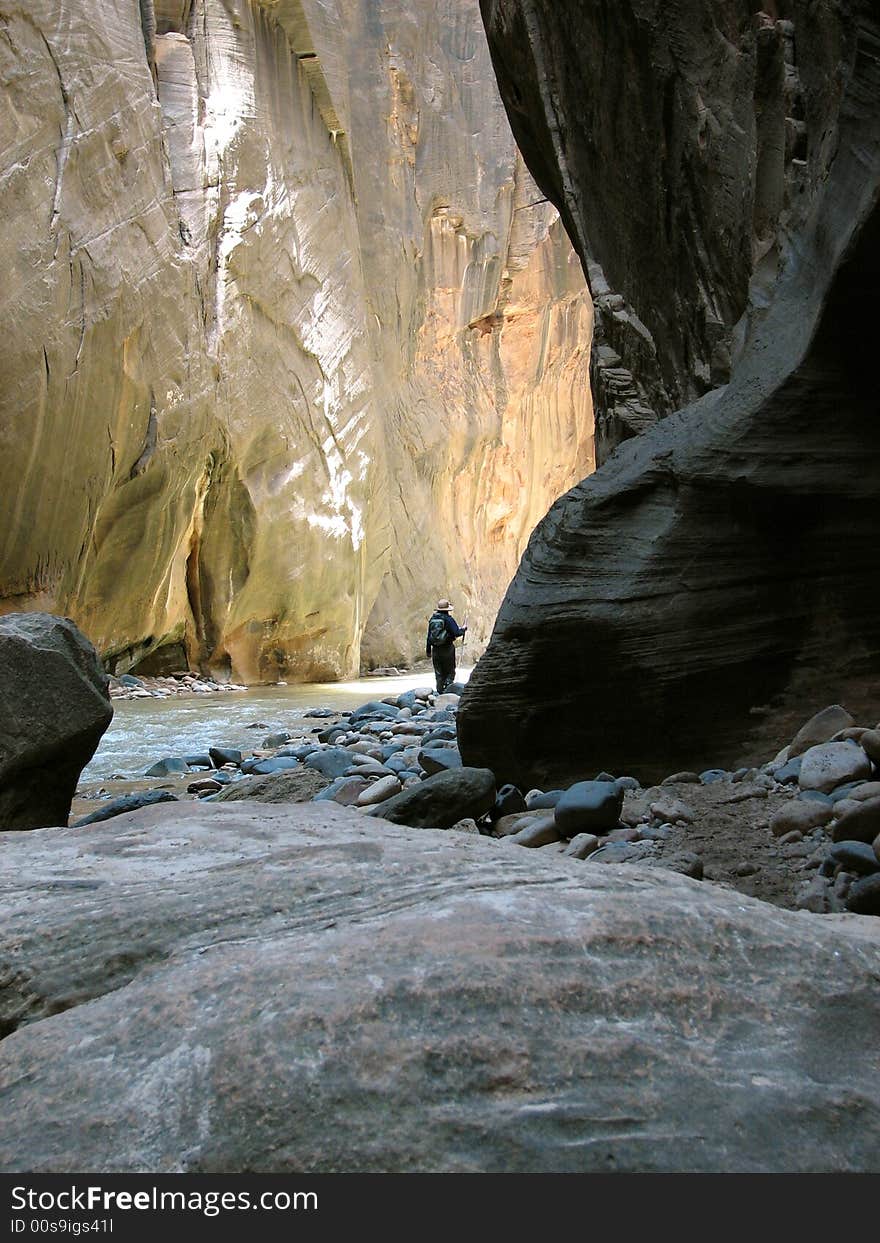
[428,614,450,647]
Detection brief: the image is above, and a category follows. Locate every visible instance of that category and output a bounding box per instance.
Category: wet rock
[369,767,496,829]
[184,754,214,769]
[0,614,113,830]
[350,701,400,722]
[317,726,348,744]
[262,732,291,748]
[554,781,623,838]
[798,743,871,794]
[789,706,855,759]
[208,748,242,768]
[248,757,303,775]
[71,790,179,827]
[144,758,190,777]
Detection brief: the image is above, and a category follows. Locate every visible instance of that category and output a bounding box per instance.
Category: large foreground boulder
[461,1,880,787]
[0,613,112,829]
[1,801,879,1172]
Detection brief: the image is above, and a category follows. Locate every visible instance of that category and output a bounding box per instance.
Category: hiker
[426,599,467,695]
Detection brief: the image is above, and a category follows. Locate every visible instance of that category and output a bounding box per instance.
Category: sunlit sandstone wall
[0,0,591,680]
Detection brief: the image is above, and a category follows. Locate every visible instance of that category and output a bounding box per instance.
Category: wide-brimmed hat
[436,599,452,612]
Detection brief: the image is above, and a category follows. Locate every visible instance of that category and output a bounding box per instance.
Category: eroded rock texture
[0,0,592,681]
[460,0,880,787]
[1,802,879,1171]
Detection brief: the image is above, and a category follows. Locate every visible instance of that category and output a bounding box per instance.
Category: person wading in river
[426,599,467,695]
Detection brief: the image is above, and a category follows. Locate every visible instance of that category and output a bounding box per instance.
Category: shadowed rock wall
[459,0,880,786]
[0,0,592,681]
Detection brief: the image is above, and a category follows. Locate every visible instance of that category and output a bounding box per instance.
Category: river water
[81,667,473,782]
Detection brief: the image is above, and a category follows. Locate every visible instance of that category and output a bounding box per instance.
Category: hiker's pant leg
[434,646,455,694]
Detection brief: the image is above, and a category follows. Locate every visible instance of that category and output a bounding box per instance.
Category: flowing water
[81,668,473,782]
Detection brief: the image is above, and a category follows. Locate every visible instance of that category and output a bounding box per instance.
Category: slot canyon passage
[1,0,880,1178]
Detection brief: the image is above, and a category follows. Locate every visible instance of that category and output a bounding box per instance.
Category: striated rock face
[2,802,879,1171]
[0,0,592,682]
[460,0,880,787]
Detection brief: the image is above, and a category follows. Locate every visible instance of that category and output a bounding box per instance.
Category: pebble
[356,775,403,806]
[649,796,694,824]
[563,833,600,859]
[504,816,560,848]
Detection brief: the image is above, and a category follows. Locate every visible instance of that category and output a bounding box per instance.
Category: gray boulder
[304,747,356,779]
[554,781,623,838]
[800,743,872,795]
[418,747,463,776]
[1,801,879,1171]
[369,767,496,829]
[0,613,112,829]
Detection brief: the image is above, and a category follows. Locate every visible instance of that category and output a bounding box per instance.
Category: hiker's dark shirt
[426,612,465,657]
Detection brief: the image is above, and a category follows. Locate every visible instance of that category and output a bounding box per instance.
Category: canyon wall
[459,0,880,785]
[0,0,592,682]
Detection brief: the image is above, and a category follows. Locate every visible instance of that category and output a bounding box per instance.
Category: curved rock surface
[461,0,880,787]
[1,801,879,1172]
[0,613,112,829]
[0,0,592,681]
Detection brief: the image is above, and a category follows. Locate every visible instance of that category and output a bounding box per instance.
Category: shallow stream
[82,668,473,782]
